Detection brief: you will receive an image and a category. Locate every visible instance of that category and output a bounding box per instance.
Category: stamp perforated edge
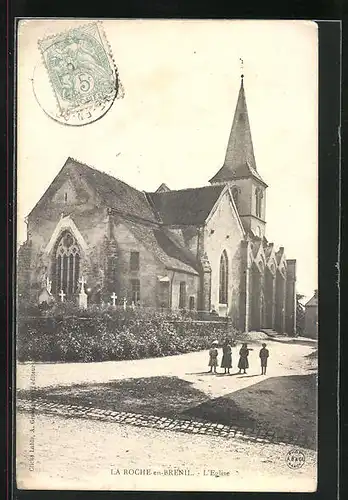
[36,21,120,121]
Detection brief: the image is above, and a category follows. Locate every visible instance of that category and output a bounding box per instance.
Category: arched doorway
[51,230,81,299]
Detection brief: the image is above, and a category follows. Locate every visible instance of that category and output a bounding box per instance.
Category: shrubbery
[17,302,237,363]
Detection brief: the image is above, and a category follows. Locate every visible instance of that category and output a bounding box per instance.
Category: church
[18,76,296,334]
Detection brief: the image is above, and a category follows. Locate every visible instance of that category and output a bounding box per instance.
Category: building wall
[227,178,252,216]
[27,179,97,253]
[305,306,318,339]
[204,191,244,325]
[170,272,200,310]
[26,202,109,300]
[110,219,199,308]
[225,178,266,238]
[110,220,164,307]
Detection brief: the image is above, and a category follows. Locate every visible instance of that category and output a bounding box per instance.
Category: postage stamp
[37,22,119,125]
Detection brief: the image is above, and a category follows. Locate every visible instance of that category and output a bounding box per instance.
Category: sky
[17,19,318,300]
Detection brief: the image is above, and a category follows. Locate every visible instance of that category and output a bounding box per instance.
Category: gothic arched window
[255,188,263,218]
[219,250,229,305]
[231,187,239,209]
[53,231,80,297]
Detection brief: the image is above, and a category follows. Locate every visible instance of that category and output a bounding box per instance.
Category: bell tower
[209,74,268,238]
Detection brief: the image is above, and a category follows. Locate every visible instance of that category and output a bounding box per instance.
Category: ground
[16,335,318,492]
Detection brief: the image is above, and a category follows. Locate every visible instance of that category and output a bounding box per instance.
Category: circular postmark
[286,449,305,469]
[33,22,120,126]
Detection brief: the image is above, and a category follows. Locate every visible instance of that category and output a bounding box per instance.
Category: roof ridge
[69,156,144,194]
[147,184,224,195]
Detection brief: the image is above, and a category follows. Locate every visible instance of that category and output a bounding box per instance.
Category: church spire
[209,74,266,186]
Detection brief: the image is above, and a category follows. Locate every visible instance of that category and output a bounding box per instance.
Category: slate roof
[69,158,158,223]
[305,292,318,307]
[146,185,225,225]
[251,239,262,258]
[28,158,228,275]
[209,78,267,187]
[210,162,267,186]
[155,183,171,193]
[123,220,199,275]
[28,158,158,223]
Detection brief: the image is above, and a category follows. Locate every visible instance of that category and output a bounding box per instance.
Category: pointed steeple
[210,75,267,186]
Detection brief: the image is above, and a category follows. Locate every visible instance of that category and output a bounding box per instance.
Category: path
[17,338,317,399]
[17,412,317,492]
[16,338,317,491]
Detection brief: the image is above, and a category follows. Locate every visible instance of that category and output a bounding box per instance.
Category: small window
[159,281,170,309]
[255,188,263,218]
[130,251,140,271]
[179,281,187,309]
[64,192,68,203]
[130,279,140,304]
[189,296,195,310]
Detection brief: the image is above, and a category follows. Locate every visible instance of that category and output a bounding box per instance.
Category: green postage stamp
[37,22,119,125]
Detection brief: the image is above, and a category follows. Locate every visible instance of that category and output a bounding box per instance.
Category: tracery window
[219,250,229,305]
[53,231,80,297]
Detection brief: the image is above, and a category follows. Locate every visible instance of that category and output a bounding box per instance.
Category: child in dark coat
[221,338,232,374]
[238,343,253,374]
[259,343,269,374]
[208,340,219,373]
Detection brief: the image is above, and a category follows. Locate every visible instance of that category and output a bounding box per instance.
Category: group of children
[208,339,269,375]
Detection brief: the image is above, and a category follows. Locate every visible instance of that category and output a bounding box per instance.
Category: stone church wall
[204,191,244,325]
[26,205,109,300]
[111,220,200,309]
[110,221,160,307]
[171,271,200,310]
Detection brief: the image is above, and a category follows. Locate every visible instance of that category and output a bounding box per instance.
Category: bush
[17,306,238,363]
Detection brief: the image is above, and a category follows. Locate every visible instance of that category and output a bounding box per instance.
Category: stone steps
[260,329,282,337]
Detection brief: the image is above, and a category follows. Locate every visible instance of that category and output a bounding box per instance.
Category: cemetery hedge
[17,302,238,363]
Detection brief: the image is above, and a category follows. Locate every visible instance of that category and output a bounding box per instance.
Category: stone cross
[59,289,66,302]
[79,276,86,293]
[78,276,88,309]
[123,297,127,310]
[111,292,117,307]
[45,276,52,295]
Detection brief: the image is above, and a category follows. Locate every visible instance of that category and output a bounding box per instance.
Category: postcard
[16,19,318,492]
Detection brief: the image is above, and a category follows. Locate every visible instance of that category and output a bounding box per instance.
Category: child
[221,338,232,374]
[208,340,219,373]
[259,343,270,375]
[238,343,253,374]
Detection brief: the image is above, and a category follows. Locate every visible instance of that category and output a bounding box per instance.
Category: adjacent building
[304,290,318,339]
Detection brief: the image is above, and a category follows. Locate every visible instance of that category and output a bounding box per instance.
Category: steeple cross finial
[239,58,244,79]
